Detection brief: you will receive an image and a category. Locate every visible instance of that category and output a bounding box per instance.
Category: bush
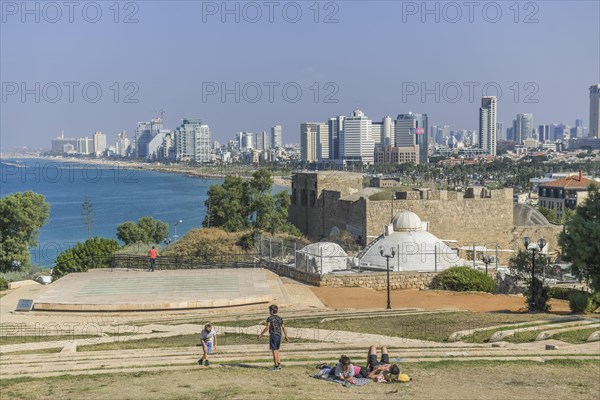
[550,287,584,300]
[569,291,598,313]
[52,237,119,280]
[524,278,551,312]
[0,277,8,290]
[430,266,496,293]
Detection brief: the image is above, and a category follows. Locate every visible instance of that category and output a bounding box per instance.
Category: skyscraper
[538,125,550,142]
[271,125,282,148]
[174,119,211,162]
[115,130,130,157]
[238,132,253,150]
[514,113,533,144]
[395,112,428,164]
[479,96,497,156]
[93,131,107,156]
[300,122,321,162]
[589,84,600,138]
[327,115,345,160]
[496,122,504,141]
[340,109,373,165]
[134,118,163,158]
[256,131,269,151]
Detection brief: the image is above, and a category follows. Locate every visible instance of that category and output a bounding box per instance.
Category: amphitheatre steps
[535,323,600,341]
[490,319,598,342]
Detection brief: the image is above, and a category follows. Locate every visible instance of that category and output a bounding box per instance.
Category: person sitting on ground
[198,324,218,366]
[329,355,356,385]
[359,345,400,383]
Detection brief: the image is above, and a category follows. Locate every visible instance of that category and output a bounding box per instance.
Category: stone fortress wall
[290,172,563,259]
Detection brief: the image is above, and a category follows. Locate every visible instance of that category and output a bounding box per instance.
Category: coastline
[16,155,292,188]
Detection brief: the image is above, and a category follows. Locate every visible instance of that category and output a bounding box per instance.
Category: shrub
[0,277,8,290]
[550,287,584,300]
[524,278,551,312]
[569,291,598,313]
[430,266,496,293]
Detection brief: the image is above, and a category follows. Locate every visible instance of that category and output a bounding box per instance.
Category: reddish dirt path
[310,287,571,314]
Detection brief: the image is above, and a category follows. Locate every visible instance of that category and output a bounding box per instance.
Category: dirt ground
[1,361,598,400]
[311,287,571,314]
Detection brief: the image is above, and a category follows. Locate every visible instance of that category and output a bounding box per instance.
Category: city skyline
[2,1,599,149]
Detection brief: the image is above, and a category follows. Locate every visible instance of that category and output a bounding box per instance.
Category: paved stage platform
[32,269,274,311]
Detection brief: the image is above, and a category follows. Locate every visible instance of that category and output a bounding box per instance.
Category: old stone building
[289,171,562,256]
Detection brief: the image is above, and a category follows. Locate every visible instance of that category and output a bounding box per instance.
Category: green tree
[559,184,600,291]
[0,191,50,272]
[52,237,119,279]
[116,221,144,244]
[538,206,557,223]
[116,217,169,245]
[203,175,251,231]
[82,196,94,240]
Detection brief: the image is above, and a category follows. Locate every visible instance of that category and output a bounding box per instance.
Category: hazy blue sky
[1,0,599,149]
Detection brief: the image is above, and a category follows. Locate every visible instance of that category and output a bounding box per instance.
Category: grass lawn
[554,328,600,344]
[78,333,316,352]
[0,359,598,400]
[278,312,559,342]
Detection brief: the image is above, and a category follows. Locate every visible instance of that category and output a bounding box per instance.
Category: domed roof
[392,210,422,232]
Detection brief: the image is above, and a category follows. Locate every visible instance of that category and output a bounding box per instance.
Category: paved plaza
[32,269,274,311]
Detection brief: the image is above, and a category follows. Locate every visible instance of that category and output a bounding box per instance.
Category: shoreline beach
[6,155,292,188]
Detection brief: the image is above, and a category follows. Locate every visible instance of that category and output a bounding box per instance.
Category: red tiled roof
[539,176,594,189]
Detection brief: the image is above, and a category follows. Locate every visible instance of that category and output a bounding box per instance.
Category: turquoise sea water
[0,158,223,267]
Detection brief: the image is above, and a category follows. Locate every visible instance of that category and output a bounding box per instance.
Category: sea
[0,158,287,268]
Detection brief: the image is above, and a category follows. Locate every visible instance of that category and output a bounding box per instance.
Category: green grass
[280,312,559,342]
[4,347,62,355]
[461,322,552,343]
[78,333,315,352]
[554,328,600,344]
[0,335,101,346]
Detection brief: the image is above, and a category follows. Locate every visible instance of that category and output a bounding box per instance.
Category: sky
[1,0,599,149]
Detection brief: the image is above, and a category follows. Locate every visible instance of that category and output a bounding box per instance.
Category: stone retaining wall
[262,260,437,290]
[319,271,437,290]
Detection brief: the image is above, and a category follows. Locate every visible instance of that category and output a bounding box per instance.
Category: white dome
[392,210,422,232]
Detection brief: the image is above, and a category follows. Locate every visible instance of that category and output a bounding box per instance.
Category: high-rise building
[395,112,428,164]
[271,125,282,148]
[115,130,130,157]
[300,122,321,162]
[327,115,345,160]
[77,137,94,155]
[478,96,497,156]
[174,119,211,162]
[93,131,107,156]
[238,132,253,150]
[589,84,600,138]
[371,116,394,147]
[496,122,504,141]
[255,131,269,151]
[514,113,533,144]
[340,109,374,165]
[134,118,163,158]
[51,131,78,153]
[538,125,550,142]
[317,124,329,161]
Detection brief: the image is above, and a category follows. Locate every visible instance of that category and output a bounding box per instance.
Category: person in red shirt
[148,246,158,272]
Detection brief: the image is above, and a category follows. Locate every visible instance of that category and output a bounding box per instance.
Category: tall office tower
[300,122,320,162]
[317,124,329,161]
[589,84,600,138]
[174,119,211,162]
[327,115,345,160]
[371,121,383,146]
[538,125,550,142]
[93,131,107,156]
[395,112,428,164]
[77,137,94,155]
[115,130,130,157]
[514,113,533,144]
[271,125,282,148]
[255,131,269,151]
[134,118,163,158]
[382,116,394,146]
[237,132,253,150]
[340,109,374,165]
[478,96,497,156]
[147,129,169,160]
[496,122,504,141]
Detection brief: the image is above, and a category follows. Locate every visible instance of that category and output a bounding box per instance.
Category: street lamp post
[379,246,396,310]
[482,256,492,277]
[174,219,183,241]
[524,237,546,311]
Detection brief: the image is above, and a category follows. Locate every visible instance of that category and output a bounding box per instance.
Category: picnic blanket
[310,367,371,386]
